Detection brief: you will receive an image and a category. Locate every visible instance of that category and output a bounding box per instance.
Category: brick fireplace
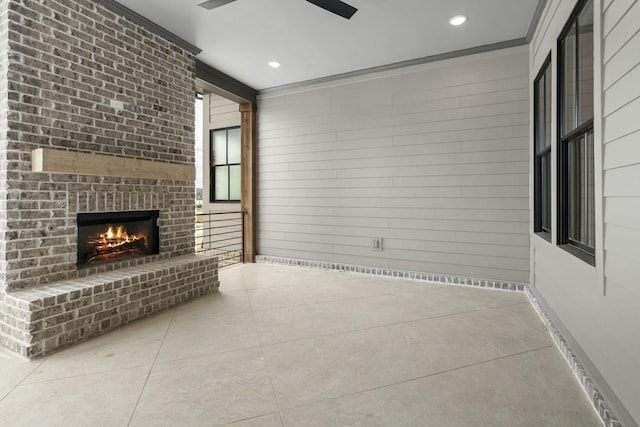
[0,0,218,358]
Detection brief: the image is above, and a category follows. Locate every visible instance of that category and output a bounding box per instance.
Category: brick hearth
[3,255,218,358]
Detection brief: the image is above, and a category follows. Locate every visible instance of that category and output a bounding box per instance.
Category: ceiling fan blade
[306,0,358,19]
[198,0,237,10]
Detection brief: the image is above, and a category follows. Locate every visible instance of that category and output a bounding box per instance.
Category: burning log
[85,224,148,264]
[88,237,147,263]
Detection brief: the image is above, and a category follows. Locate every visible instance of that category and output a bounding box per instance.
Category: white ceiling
[116,0,540,90]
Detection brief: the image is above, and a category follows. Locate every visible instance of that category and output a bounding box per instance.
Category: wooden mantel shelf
[32,148,195,181]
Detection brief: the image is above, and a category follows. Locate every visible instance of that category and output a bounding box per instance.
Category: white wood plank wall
[529,0,640,423]
[602,0,640,422]
[257,47,530,282]
[208,93,241,129]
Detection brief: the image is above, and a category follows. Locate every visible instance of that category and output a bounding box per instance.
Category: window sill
[559,244,595,266]
[535,231,552,243]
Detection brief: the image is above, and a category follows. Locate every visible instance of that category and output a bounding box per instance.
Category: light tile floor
[0,264,603,426]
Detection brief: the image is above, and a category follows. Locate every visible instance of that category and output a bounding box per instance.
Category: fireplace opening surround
[77,211,160,268]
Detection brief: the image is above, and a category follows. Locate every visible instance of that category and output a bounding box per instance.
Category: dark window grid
[534,55,552,240]
[210,163,241,203]
[559,0,593,137]
[535,148,552,232]
[567,129,594,251]
[210,127,241,203]
[557,0,595,263]
[558,126,595,264]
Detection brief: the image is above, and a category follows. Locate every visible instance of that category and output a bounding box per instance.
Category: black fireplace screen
[77,210,160,267]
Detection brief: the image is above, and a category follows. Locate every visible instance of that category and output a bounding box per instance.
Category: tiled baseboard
[255,255,626,427]
[525,287,624,427]
[255,255,526,291]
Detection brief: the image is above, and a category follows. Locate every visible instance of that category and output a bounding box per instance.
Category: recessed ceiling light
[449,15,467,26]
[268,61,281,69]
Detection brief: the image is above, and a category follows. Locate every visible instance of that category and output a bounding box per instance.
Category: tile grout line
[276,344,554,414]
[246,286,523,316]
[215,413,282,427]
[257,301,531,350]
[243,272,287,427]
[125,307,179,427]
[10,362,164,387]
[0,357,47,402]
[243,280,468,315]
[140,344,265,366]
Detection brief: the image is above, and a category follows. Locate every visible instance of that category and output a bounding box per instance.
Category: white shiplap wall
[257,47,530,283]
[602,0,640,422]
[530,0,640,424]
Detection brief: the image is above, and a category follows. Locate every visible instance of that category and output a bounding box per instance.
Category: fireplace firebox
[77,210,160,267]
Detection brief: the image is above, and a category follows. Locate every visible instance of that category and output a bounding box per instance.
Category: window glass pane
[585,130,595,248]
[229,165,241,201]
[544,66,552,149]
[568,138,581,242]
[215,166,229,201]
[209,167,215,203]
[534,59,552,235]
[227,128,241,164]
[541,153,551,231]
[568,131,595,248]
[562,23,577,135]
[535,77,546,153]
[578,0,594,125]
[213,130,227,165]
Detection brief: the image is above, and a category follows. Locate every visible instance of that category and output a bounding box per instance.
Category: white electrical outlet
[371,237,383,251]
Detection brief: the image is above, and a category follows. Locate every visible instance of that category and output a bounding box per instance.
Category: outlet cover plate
[371,237,383,251]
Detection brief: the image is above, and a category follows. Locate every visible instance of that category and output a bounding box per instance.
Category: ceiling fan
[198,0,358,20]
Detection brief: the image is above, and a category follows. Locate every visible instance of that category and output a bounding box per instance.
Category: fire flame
[99,225,139,247]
